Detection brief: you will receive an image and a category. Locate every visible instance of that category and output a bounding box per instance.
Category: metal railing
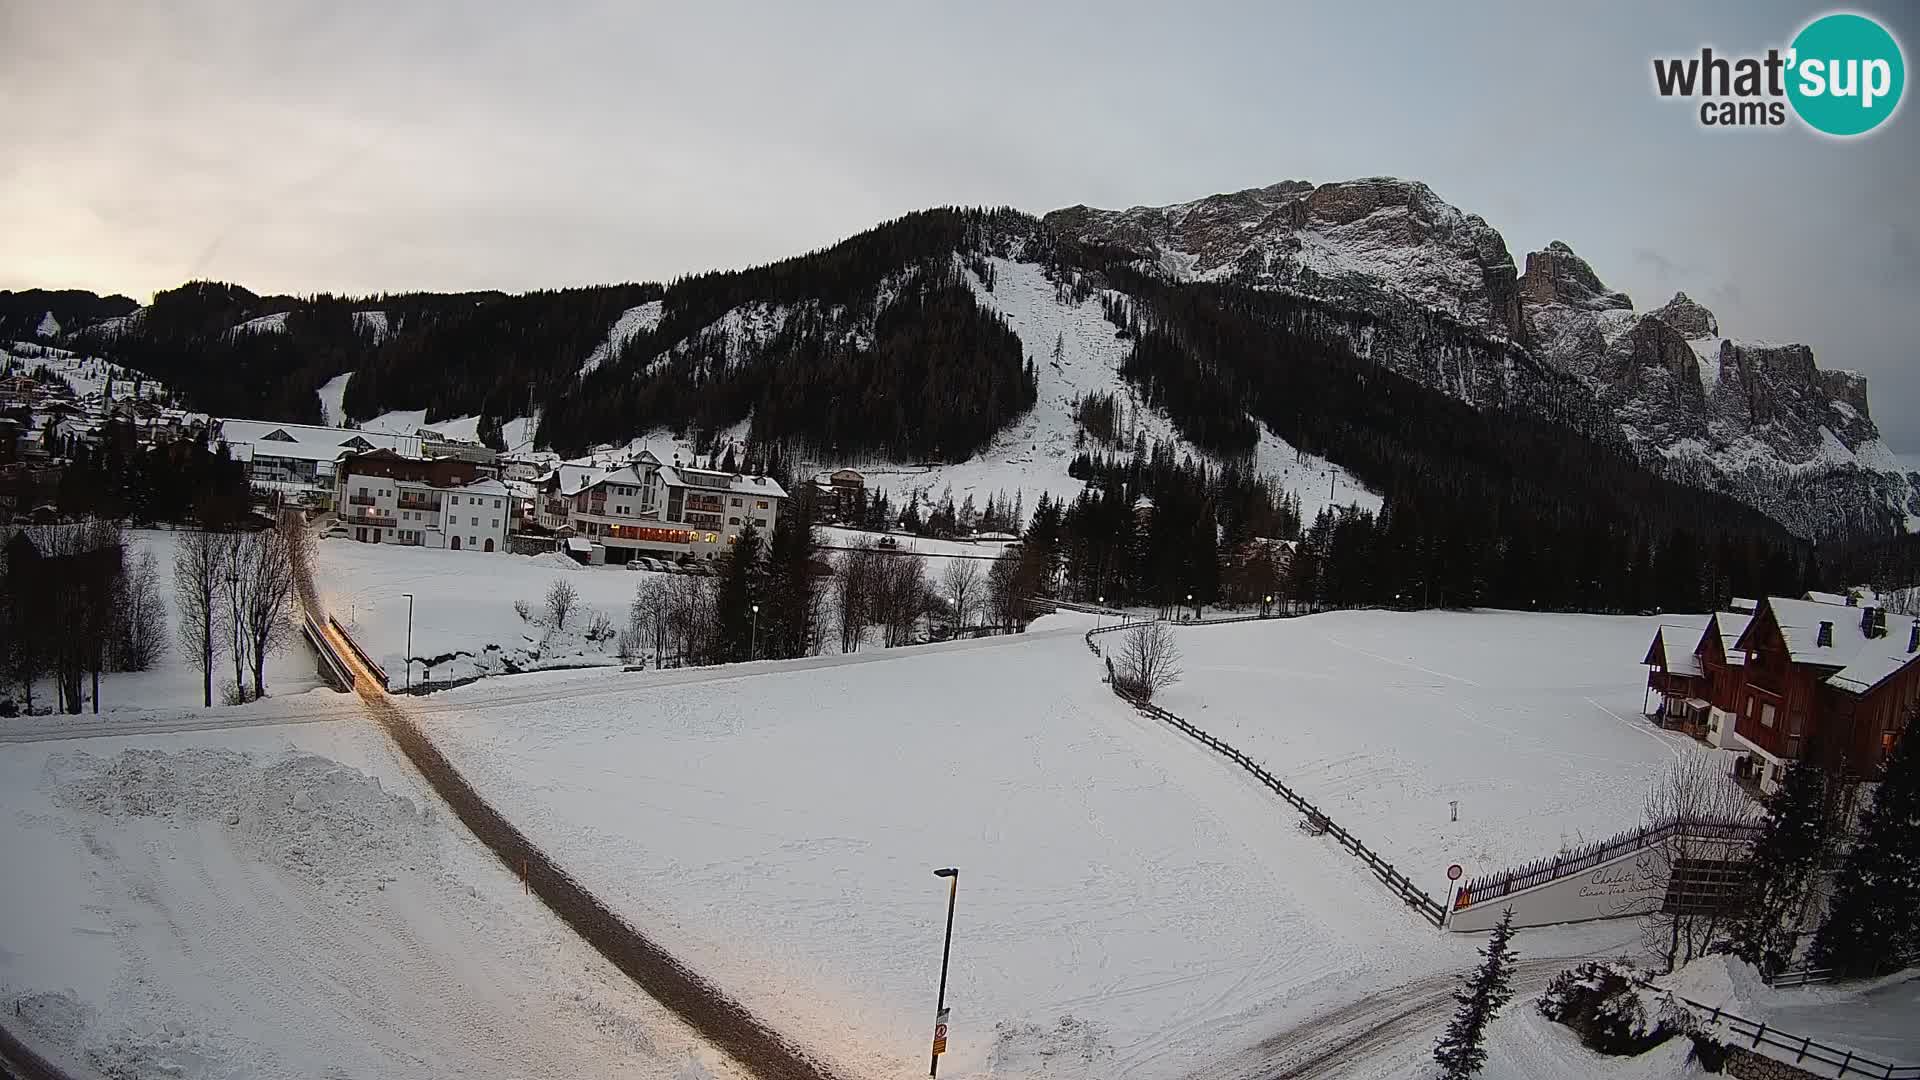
[300,609,355,693]
[1456,816,1762,910]
[327,614,389,690]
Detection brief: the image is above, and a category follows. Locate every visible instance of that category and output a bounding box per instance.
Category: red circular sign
[1446,864,1463,881]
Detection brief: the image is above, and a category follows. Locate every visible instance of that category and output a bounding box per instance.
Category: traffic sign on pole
[931,1008,950,1056]
[1447,863,1463,881]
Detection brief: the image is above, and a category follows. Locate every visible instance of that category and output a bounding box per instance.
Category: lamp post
[401,592,414,690]
[1187,591,1195,621]
[751,603,759,660]
[930,867,959,1077]
[1097,595,1105,628]
[1264,593,1272,618]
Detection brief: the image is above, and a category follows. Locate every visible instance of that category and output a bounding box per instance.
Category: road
[303,563,852,1080]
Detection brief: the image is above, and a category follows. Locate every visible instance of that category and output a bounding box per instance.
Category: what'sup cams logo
[1653,12,1905,136]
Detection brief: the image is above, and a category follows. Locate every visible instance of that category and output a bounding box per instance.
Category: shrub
[1538,961,1692,1056]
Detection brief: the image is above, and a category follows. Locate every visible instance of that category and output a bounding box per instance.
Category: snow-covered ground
[1157,610,1717,883]
[413,610,1674,1080]
[312,537,661,683]
[0,344,169,403]
[0,719,745,1080]
[315,371,351,427]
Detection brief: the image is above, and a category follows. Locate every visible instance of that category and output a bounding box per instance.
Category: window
[1761,703,1777,728]
[490,519,498,528]
[757,500,768,509]
[493,499,501,508]
[728,517,740,526]
[754,518,767,528]
[471,516,479,526]
[731,497,742,507]
[452,496,460,505]
[469,536,477,548]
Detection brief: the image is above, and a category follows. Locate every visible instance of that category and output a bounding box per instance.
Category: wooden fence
[1675,994,1919,1079]
[1763,950,1919,990]
[1457,815,1762,910]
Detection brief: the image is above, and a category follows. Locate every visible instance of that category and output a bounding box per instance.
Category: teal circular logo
[1788,13,1905,136]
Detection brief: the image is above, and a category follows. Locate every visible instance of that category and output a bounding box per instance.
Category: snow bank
[0,722,748,1080]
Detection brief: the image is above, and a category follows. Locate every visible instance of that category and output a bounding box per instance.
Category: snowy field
[1156,610,1715,884]
[312,537,661,683]
[0,718,744,1080]
[414,611,1668,1080]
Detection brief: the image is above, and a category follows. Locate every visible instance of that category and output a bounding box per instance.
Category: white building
[216,419,422,504]
[334,449,510,552]
[534,451,786,563]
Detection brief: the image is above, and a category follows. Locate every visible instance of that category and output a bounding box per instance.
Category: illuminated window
[757,500,768,509]
[1761,704,1776,728]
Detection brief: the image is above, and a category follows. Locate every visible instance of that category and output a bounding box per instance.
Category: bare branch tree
[115,548,169,671]
[545,577,579,629]
[1116,621,1183,700]
[836,543,878,653]
[174,529,228,708]
[236,526,297,699]
[1641,755,1756,973]
[942,558,981,629]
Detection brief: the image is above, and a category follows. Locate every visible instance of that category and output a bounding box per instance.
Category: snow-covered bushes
[1538,961,1693,1056]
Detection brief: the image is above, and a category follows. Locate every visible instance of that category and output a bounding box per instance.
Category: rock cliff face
[1047,179,1913,538]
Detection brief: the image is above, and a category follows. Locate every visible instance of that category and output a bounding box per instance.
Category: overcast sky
[3,0,1916,448]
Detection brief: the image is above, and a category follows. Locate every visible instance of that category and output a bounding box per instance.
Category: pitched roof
[217,418,420,461]
[1739,597,1920,697]
[1706,611,1754,665]
[658,465,788,499]
[1652,624,1704,677]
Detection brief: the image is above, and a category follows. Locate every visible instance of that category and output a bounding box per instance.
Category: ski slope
[0,719,743,1080]
[1157,610,1718,883]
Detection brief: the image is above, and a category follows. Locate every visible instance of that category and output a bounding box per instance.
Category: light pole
[751,603,759,660]
[401,592,414,690]
[1187,591,1195,621]
[1097,595,1105,628]
[930,867,959,1077]
[1264,593,1272,618]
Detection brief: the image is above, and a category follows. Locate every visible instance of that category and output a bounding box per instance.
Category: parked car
[877,536,899,549]
[625,557,646,571]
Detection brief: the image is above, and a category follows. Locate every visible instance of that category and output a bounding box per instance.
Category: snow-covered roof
[1707,611,1754,665]
[541,463,607,496]
[1744,597,1920,697]
[1652,625,1703,677]
[566,537,592,553]
[1803,590,1851,606]
[218,418,420,462]
[657,465,788,499]
[459,478,509,498]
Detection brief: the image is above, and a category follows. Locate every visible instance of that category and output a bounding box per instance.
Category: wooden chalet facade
[1644,595,1917,794]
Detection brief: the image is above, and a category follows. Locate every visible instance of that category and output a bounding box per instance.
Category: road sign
[931,1008,950,1055]
[1447,864,1463,881]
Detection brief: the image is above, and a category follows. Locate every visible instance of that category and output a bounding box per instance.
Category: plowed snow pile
[48,747,435,890]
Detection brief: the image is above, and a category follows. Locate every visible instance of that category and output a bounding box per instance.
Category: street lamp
[1097,595,1105,628]
[1264,593,1273,617]
[930,867,959,1078]
[401,592,414,690]
[751,603,759,660]
[1187,591,1195,621]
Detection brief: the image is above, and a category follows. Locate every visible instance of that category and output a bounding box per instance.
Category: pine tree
[1434,908,1519,1080]
[1728,762,1832,974]
[1810,713,1920,977]
[715,524,764,663]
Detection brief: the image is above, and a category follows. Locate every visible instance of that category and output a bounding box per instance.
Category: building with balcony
[534,451,786,563]
[334,449,510,552]
[216,419,423,504]
[1645,592,1920,795]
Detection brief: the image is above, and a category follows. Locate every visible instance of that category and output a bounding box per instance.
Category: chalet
[827,469,865,522]
[1643,623,1709,730]
[1727,597,1920,793]
[216,418,420,504]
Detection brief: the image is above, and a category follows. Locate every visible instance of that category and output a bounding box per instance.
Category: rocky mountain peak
[1517,241,1632,312]
[1648,291,1719,338]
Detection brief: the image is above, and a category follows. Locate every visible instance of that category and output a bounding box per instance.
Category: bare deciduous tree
[175,529,228,709]
[234,526,297,699]
[836,543,879,653]
[1641,755,1755,973]
[987,549,1025,633]
[115,548,168,671]
[1116,621,1182,700]
[874,555,931,648]
[942,558,981,630]
[546,577,580,629]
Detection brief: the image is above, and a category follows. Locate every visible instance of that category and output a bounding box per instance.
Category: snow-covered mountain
[1046,177,1914,537]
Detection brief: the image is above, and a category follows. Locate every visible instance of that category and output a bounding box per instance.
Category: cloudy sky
[3,0,1916,448]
